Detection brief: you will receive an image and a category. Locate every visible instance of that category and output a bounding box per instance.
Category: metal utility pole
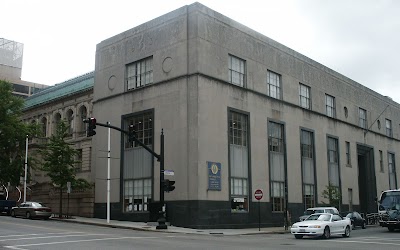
[156,129,167,229]
[107,122,111,224]
[24,135,28,203]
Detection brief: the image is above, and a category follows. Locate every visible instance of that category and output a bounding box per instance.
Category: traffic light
[128,124,136,143]
[87,118,96,137]
[162,179,175,192]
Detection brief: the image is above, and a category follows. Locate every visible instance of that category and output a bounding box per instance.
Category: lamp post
[24,135,28,203]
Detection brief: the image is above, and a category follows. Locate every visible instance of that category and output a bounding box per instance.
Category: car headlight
[291,225,298,228]
[309,225,321,228]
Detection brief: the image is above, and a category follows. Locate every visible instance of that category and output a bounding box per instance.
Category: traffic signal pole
[84,119,168,229]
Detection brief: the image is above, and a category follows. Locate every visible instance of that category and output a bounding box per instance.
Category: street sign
[163,170,175,176]
[254,189,263,200]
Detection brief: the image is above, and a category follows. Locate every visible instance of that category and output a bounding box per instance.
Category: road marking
[5,236,159,249]
[0,233,108,242]
[0,232,83,238]
[333,239,400,246]
[0,220,69,232]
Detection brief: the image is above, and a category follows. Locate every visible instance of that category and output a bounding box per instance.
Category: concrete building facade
[92,3,399,228]
[22,72,95,217]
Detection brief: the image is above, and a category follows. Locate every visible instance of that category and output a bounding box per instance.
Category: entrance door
[357,144,377,214]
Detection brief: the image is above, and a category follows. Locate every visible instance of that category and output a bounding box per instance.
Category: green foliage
[39,120,91,190]
[321,184,342,208]
[0,80,38,186]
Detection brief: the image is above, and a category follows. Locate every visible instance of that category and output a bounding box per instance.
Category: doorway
[357,144,377,214]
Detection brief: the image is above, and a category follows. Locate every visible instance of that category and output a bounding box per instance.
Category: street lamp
[24,135,28,203]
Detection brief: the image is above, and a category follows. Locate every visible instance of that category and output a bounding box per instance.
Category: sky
[2,0,400,103]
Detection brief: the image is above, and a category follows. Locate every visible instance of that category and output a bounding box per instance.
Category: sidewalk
[51,216,288,236]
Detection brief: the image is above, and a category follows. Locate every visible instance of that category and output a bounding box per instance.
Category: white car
[291,213,351,239]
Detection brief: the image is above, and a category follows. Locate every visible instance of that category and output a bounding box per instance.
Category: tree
[39,120,91,218]
[0,80,38,187]
[321,184,342,209]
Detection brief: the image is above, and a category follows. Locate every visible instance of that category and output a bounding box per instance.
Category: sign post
[254,189,263,231]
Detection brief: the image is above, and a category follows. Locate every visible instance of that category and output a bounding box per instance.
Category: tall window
[127,56,153,90]
[269,121,286,212]
[75,149,83,172]
[379,150,384,172]
[40,117,47,137]
[123,111,153,212]
[388,153,397,189]
[53,113,61,134]
[386,119,392,137]
[78,105,87,137]
[301,130,315,209]
[345,141,351,166]
[359,108,367,129]
[228,55,246,87]
[348,188,353,211]
[299,83,311,109]
[229,111,249,212]
[327,137,340,203]
[267,71,282,99]
[325,94,335,118]
[66,109,74,137]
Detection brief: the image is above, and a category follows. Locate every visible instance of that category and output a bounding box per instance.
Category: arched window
[78,105,87,137]
[41,117,47,137]
[53,113,61,134]
[66,109,74,137]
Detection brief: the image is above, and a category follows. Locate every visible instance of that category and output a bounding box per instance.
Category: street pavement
[51,216,287,236]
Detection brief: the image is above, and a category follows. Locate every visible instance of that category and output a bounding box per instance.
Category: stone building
[22,72,95,217]
[92,3,399,228]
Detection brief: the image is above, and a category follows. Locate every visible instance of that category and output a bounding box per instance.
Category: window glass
[127,56,153,90]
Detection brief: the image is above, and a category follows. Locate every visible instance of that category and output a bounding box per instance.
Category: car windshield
[304,209,324,215]
[31,202,45,207]
[380,192,400,211]
[345,213,352,218]
[305,214,331,221]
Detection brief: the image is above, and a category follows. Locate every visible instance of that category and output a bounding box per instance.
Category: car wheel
[11,210,16,217]
[342,226,350,237]
[26,211,31,219]
[361,221,366,229]
[388,226,395,232]
[323,226,330,239]
[295,235,303,239]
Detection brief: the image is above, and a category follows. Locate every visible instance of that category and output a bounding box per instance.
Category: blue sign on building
[207,161,221,191]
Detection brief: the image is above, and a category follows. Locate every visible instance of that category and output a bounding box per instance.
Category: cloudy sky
[2,0,399,103]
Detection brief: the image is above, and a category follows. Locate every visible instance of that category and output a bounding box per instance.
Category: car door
[16,203,25,216]
[332,215,345,234]
[354,212,362,227]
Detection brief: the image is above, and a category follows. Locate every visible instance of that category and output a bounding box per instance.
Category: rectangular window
[125,112,153,148]
[325,94,336,118]
[228,55,246,87]
[380,150,384,173]
[301,130,315,209]
[299,83,311,109]
[75,149,83,171]
[124,179,152,212]
[269,121,286,212]
[348,188,353,211]
[327,137,340,187]
[345,141,351,166]
[229,111,249,212]
[388,153,397,189]
[267,71,282,99]
[126,56,153,90]
[386,119,392,137]
[123,111,154,213]
[359,108,367,129]
[13,83,29,94]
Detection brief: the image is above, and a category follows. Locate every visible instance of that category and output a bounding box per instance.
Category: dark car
[341,211,366,229]
[11,201,52,219]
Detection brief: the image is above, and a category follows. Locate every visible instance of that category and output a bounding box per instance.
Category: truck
[0,199,17,215]
[377,189,400,231]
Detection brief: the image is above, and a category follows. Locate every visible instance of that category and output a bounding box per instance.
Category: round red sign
[254,189,263,200]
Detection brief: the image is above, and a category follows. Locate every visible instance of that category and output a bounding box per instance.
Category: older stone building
[22,72,95,217]
[92,3,399,228]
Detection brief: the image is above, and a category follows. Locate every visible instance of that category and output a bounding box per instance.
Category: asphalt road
[1,215,400,250]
